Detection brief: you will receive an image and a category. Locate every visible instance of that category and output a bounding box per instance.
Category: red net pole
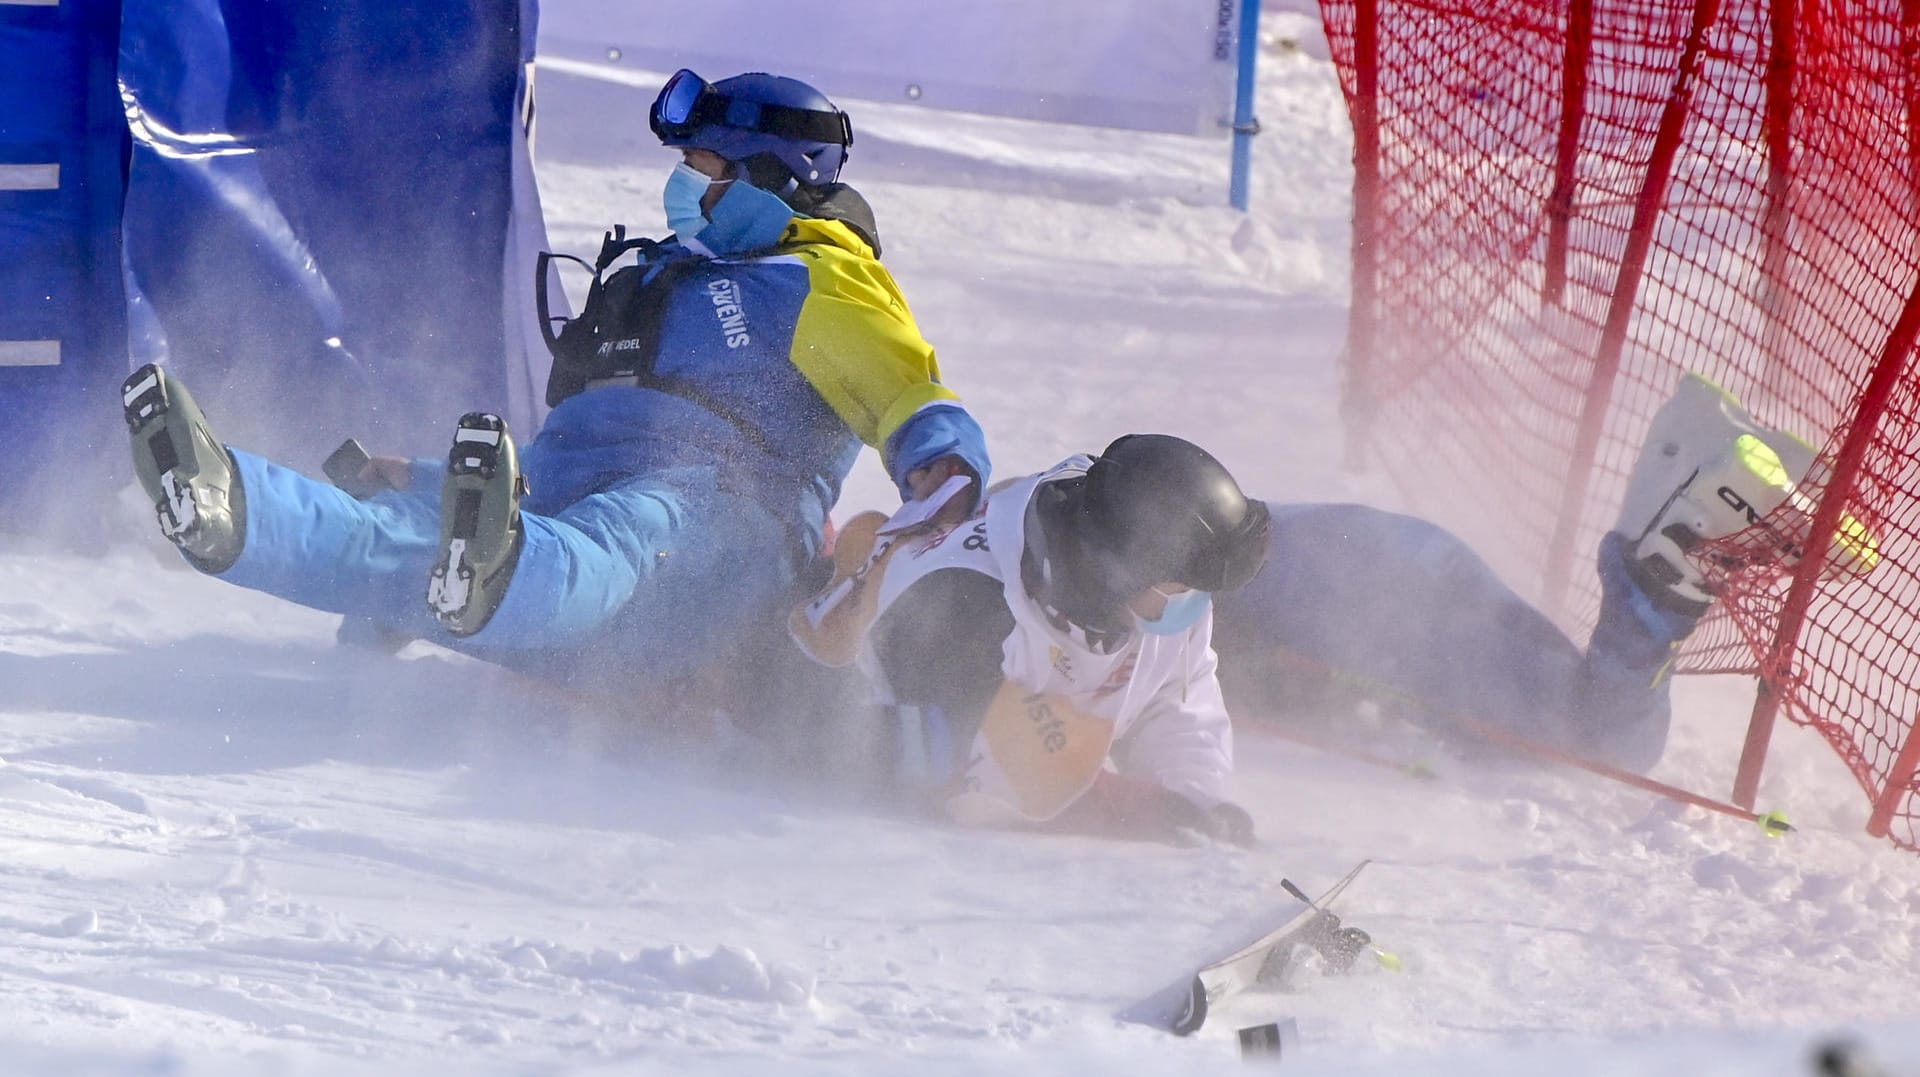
[1542,0,1595,307]
[1908,0,1920,225]
[1758,0,1796,382]
[1542,0,1725,613]
[1734,277,1920,811]
[1872,713,1920,837]
[1341,0,1381,472]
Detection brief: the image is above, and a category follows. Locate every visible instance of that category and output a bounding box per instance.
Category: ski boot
[1613,373,1875,617]
[425,413,526,637]
[121,363,246,572]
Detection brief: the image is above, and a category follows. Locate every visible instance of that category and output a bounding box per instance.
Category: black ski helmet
[1074,434,1271,596]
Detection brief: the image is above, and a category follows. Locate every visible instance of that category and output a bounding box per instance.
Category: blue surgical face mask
[1134,587,1212,636]
[663,161,722,238]
[697,178,799,254]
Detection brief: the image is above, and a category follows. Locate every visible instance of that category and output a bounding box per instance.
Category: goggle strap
[687,93,852,148]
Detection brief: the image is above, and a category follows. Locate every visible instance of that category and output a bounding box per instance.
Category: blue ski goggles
[648,68,853,149]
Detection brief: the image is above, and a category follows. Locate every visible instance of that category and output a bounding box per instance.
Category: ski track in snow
[6,7,1920,1074]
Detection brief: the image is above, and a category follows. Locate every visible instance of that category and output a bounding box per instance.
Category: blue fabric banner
[119,0,547,468]
[0,0,127,538]
[0,0,550,538]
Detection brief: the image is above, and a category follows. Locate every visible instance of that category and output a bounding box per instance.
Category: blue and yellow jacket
[521,188,990,560]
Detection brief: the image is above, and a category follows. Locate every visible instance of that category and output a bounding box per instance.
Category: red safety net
[1320,0,1920,848]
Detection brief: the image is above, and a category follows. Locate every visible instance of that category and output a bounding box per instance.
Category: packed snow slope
[3,7,1919,1075]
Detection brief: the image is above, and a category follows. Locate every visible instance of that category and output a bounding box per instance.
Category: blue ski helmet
[650,69,853,190]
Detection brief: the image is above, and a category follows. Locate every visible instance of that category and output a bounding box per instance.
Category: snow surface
[5,6,1920,1075]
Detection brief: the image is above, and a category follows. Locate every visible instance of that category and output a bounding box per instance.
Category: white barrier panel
[0,164,58,190]
[537,0,1242,137]
[0,341,60,366]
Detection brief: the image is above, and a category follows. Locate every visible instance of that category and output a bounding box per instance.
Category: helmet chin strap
[1022,477,1136,652]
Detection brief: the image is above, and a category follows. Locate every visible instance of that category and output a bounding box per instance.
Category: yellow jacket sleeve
[784,221,960,451]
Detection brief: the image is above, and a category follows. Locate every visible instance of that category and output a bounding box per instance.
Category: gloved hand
[1203,800,1257,847]
[1155,793,1257,848]
[901,455,979,529]
[1064,772,1257,848]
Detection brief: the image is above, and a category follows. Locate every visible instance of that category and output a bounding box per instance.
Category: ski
[1121,859,1371,1036]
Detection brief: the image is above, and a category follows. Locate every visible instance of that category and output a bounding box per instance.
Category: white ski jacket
[793,456,1236,827]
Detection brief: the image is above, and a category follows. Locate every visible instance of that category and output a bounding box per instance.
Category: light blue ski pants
[217,450,804,686]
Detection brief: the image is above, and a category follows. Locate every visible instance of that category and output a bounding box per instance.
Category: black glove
[1071,773,1256,847]
[1204,801,1257,847]
[1162,796,1256,848]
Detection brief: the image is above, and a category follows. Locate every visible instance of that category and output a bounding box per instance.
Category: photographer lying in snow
[794,376,1874,846]
[121,68,987,699]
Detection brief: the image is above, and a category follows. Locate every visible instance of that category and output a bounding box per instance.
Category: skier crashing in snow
[121,68,989,698]
[795,376,1878,846]
[794,433,1272,847]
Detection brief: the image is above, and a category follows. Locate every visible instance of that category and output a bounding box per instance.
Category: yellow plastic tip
[1757,810,1792,837]
[1373,949,1404,972]
[1734,434,1790,490]
[1834,513,1882,575]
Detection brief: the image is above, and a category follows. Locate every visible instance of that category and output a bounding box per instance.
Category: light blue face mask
[663,161,719,238]
[697,178,799,253]
[1135,587,1212,636]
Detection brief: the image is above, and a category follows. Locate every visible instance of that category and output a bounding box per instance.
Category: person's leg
[128,362,477,641]
[1214,376,1870,772]
[1573,533,1701,770]
[1212,502,1699,769]
[131,370,810,683]
[1213,503,1592,744]
[232,453,807,689]
[233,453,805,694]
[469,468,805,683]
[1570,371,1873,768]
[217,450,452,638]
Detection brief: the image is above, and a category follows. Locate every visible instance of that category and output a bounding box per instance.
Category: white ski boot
[1614,372,1877,615]
[425,413,526,637]
[122,363,246,572]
